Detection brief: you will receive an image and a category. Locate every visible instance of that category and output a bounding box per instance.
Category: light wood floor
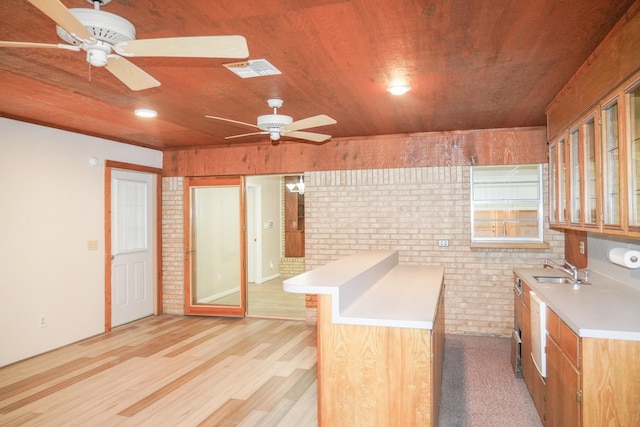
[248,278,306,320]
[212,277,306,320]
[0,315,318,427]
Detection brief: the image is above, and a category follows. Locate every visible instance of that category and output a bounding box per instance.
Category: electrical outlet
[39,315,46,328]
[579,241,585,255]
[438,240,449,247]
[87,240,98,251]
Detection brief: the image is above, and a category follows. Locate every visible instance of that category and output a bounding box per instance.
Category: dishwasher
[530,291,546,377]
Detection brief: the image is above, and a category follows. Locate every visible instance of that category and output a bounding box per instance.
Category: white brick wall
[304,166,564,336]
[160,166,564,336]
[161,177,185,315]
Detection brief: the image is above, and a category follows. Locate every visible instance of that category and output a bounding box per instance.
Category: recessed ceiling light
[135,108,157,118]
[387,84,411,95]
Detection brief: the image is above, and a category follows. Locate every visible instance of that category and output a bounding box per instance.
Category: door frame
[104,160,163,332]
[183,175,247,317]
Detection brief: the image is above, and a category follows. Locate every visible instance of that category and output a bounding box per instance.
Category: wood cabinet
[549,69,640,238]
[317,287,445,426]
[546,308,581,427]
[518,278,640,426]
[284,175,305,257]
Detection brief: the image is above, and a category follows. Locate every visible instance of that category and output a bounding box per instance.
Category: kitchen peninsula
[284,251,445,426]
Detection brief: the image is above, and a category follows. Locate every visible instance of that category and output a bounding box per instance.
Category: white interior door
[111,169,155,327]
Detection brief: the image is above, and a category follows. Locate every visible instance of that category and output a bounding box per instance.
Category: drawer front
[559,318,579,368]
[547,307,579,368]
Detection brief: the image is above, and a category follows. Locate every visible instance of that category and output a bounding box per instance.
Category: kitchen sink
[533,276,575,284]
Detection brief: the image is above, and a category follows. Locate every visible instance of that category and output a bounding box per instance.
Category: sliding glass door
[184,176,246,316]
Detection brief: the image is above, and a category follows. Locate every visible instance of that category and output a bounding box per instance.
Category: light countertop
[514,267,640,341]
[284,251,444,329]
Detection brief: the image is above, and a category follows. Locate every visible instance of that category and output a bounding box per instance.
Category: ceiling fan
[0,0,249,90]
[206,98,337,144]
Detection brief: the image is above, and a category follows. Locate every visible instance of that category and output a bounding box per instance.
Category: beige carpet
[439,334,542,426]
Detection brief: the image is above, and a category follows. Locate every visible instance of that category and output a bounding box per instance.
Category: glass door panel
[602,101,621,227]
[583,117,598,227]
[549,142,557,225]
[184,176,245,317]
[627,83,640,228]
[568,128,581,225]
[558,137,567,224]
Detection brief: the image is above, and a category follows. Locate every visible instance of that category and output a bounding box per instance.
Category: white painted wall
[246,175,282,281]
[0,118,162,367]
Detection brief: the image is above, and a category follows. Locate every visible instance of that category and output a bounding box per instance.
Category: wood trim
[104,161,163,332]
[105,160,162,176]
[183,176,247,317]
[163,127,547,177]
[564,229,588,269]
[104,166,112,332]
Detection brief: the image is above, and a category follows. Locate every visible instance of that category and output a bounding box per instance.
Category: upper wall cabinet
[627,81,640,235]
[549,70,640,238]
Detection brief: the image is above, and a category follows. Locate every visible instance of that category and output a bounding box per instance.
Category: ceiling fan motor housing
[56,9,136,46]
[257,114,293,132]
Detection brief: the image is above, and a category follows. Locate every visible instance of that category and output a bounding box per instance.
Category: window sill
[470,241,551,249]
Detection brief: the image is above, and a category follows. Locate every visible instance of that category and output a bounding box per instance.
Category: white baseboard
[198,287,240,303]
[255,273,281,284]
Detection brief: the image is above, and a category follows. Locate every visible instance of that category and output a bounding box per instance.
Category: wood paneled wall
[546,0,640,139]
[163,127,547,177]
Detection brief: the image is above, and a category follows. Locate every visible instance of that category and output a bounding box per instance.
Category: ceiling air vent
[224,59,281,78]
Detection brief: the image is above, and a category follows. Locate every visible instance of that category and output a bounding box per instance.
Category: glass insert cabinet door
[627,82,640,229]
[557,137,567,224]
[568,127,581,225]
[184,176,246,317]
[582,117,598,227]
[602,100,622,228]
[549,142,557,225]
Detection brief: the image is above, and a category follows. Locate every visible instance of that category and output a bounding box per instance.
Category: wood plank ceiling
[0,0,635,150]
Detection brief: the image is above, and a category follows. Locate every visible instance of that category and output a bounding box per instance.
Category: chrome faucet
[544,259,579,283]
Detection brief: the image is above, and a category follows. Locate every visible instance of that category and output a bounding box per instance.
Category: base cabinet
[546,337,580,427]
[317,289,445,426]
[546,307,580,427]
[515,271,640,426]
[544,307,640,427]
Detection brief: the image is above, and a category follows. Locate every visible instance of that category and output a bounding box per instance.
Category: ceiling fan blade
[225,131,267,140]
[104,55,161,91]
[114,35,249,58]
[284,115,337,132]
[28,0,95,44]
[0,41,81,51]
[205,115,259,129]
[285,131,332,143]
